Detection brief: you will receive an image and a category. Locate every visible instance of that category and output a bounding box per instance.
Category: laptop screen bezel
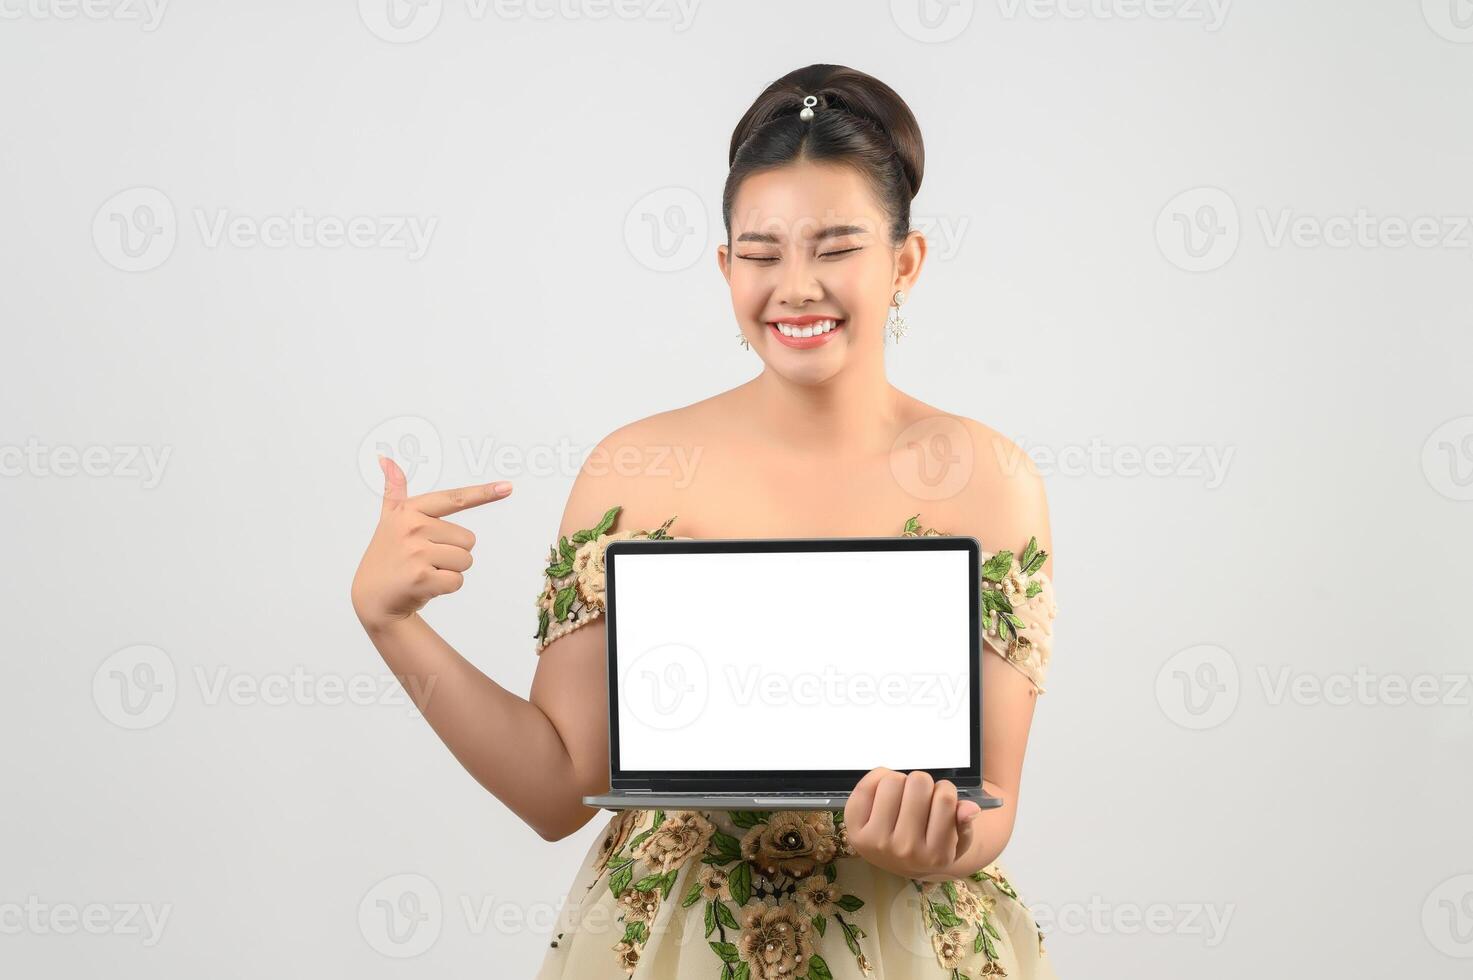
[603,535,982,793]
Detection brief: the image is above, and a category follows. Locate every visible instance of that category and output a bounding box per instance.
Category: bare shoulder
[553,406,704,541]
[935,409,1054,581]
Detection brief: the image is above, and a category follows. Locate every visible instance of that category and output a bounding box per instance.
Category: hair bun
[724,65,925,246]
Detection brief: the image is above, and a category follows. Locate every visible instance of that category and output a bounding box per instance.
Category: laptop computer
[582,534,1005,812]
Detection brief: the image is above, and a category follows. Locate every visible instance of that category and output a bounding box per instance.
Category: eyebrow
[735,224,870,245]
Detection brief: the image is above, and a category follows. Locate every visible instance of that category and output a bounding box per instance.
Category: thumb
[379,455,408,512]
[954,799,983,859]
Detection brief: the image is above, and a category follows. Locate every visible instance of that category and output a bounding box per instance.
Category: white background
[2,1,1471,977]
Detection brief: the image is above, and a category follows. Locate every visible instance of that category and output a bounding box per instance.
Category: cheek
[733,280,767,313]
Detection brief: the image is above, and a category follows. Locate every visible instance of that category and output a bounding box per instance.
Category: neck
[740,361,904,457]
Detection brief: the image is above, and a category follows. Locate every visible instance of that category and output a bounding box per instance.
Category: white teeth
[773,319,838,338]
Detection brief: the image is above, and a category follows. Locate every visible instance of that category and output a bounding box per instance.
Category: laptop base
[583,788,1004,812]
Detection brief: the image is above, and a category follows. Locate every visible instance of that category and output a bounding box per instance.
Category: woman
[352,64,1059,979]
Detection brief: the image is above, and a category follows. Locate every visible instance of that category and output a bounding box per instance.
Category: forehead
[729,160,884,241]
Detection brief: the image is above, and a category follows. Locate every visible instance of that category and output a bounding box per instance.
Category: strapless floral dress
[531,508,1059,980]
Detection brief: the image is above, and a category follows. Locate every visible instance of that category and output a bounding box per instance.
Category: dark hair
[724,64,924,248]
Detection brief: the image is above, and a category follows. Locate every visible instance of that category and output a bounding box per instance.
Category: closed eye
[738,247,862,263]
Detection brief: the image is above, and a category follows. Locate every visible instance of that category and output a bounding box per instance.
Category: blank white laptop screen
[612,548,972,772]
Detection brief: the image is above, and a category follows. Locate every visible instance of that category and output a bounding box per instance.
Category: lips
[767,318,845,349]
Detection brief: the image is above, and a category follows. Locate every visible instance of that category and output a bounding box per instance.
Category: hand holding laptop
[843,766,986,880]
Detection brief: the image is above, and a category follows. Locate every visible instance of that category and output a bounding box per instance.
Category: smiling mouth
[767,318,844,339]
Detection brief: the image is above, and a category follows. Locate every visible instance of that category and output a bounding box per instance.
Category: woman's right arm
[351,455,610,842]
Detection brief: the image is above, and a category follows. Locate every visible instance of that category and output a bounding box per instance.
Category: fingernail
[492,481,512,494]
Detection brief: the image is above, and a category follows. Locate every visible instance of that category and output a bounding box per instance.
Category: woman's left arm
[847,450,1054,880]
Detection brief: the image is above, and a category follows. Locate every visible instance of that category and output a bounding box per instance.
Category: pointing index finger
[410,481,512,518]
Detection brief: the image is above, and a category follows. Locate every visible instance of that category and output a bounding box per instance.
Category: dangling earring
[736,331,750,350]
[886,289,909,344]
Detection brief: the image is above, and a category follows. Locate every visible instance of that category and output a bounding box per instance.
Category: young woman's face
[718,160,923,384]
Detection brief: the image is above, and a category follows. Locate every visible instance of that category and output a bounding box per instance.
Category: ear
[716,241,731,286]
[894,229,926,295]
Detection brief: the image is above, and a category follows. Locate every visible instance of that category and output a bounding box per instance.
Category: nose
[774,253,824,308]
